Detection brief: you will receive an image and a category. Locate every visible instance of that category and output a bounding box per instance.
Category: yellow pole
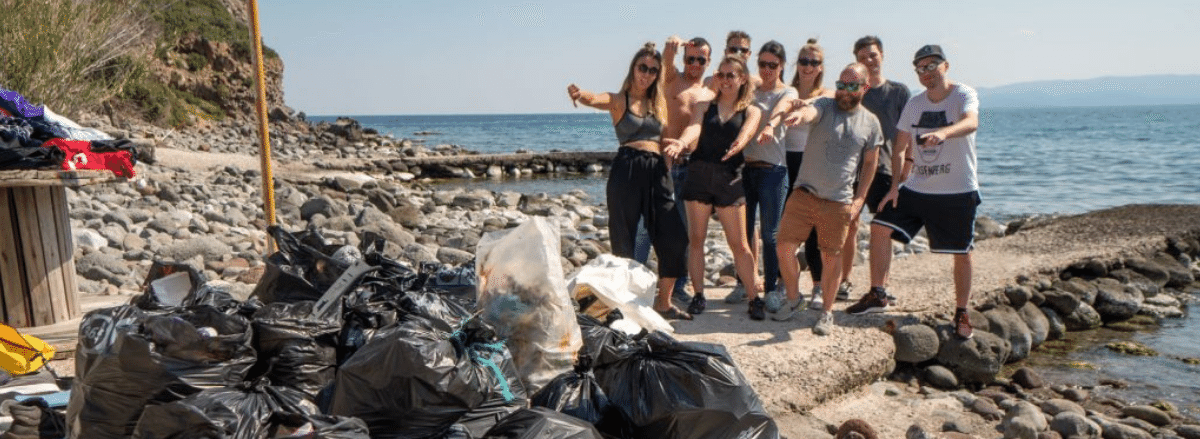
[247,0,277,255]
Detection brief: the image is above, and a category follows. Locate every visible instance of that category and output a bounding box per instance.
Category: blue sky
[259,0,1199,116]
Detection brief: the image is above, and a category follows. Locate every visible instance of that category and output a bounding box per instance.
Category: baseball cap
[912,45,946,65]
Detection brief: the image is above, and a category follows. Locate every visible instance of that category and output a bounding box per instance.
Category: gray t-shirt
[861,80,910,176]
[795,97,884,204]
[744,86,798,166]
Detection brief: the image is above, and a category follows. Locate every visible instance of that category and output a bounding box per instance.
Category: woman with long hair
[567,42,692,320]
[665,57,764,320]
[778,38,836,313]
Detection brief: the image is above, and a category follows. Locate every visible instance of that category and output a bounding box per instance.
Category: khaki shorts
[776,189,854,255]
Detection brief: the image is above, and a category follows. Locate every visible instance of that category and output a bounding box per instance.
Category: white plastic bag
[475,217,583,393]
[566,254,673,335]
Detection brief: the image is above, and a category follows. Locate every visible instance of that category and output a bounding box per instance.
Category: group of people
[567,32,980,339]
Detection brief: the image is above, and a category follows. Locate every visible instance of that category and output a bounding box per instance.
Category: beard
[837,93,861,111]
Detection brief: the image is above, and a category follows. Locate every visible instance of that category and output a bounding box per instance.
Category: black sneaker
[687,293,707,315]
[747,297,766,321]
[846,287,891,315]
[954,309,974,340]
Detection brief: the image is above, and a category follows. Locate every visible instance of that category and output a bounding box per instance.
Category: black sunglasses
[715,71,738,80]
[797,58,822,67]
[636,64,661,75]
[757,60,779,70]
[685,56,708,66]
[727,47,750,54]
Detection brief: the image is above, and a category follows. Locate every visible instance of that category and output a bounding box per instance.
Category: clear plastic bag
[566,254,673,335]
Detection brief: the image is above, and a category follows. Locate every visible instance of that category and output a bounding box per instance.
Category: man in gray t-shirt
[772,63,882,336]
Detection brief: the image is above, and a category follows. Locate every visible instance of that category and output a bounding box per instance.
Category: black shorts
[871,187,981,253]
[864,172,892,214]
[681,160,745,207]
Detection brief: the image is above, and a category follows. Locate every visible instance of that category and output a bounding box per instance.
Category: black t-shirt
[862,80,910,175]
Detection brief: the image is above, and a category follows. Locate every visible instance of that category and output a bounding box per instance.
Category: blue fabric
[633,218,651,263]
[0,88,44,119]
[742,165,788,291]
[671,164,689,289]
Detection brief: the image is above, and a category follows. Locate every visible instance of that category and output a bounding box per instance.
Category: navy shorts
[871,187,980,253]
[681,160,745,207]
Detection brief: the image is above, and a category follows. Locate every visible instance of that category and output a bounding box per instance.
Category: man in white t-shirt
[851,45,981,340]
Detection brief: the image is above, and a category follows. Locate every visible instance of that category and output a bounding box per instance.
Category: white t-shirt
[896,83,979,194]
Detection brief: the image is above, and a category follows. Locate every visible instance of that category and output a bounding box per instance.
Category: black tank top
[613,92,663,144]
[693,102,746,170]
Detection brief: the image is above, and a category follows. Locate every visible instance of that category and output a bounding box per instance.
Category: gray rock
[76,252,131,276]
[126,208,153,223]
[1115,417,1158,434]
[975,216,1005,240]
[924,364,958,389]
[1039,399,1085,416]
[970,397,1004,421]
[1041,306,1066,341]
[1093,279,1144,322]
[1049,412,1100,438]
[936,329,1010,384]
[1120,405,1170,426]
[158,237,233,262]
[496,192,523,208]
[1068,259,1109,278]
[353,205,393,227]
[1002,401,1048,439]
[73,228,109,250]
[1060,388,1088,403]
[122,234,147,253]
[894,324,940,363]
[1006,285,1034,309]
[1092,416,1153,439]
[984,305,1033,362]
[360,222,416,248]
[300,196,346,221]
[436,246,473,266]
[1019,302,1050,347]
[1175,425,1200,439]
[1123,257,1170,287]
[102,211,133,229]
[403,243,438,264]
[1108,269,1160,297]
[1062,302,1103,331]
[1152,254,1196,288]
[388,203,424,228]
[1042,288,1081,316]
[146,211,194,234]
[1012,367,1045,389]
[1037,432,1063,439]
[451,193,493,210]
[1055,278,1099,305]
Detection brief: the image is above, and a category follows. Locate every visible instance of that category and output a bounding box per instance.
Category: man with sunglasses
[868,45,981,340]
[661,35,716,311]
[771,63,882,336]
[705,31,761,91]
[836,36,911,307]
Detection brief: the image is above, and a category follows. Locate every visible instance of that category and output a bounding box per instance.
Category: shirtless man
[705,30,761,90]
[662,35,715,313]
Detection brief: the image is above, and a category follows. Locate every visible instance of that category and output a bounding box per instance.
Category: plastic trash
[133,261,208,310]
[131,379,318,439]
[593,331,780,439]
[575,314,639,368]
[67,305,256,439]
[265,412,370,439]
[249,301,341,398]
[329,316,526,439]
[530,355,622,431]
[253,226,350,304]
[481,407,604,439]
[0,324,55,376]
[475,218,583,393]
[567,254,673,335]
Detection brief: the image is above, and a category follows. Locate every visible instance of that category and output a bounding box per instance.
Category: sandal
[656,305,693,321]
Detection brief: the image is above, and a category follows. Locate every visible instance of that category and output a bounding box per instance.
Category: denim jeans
[671,164,689,290]
[743,165,788,291]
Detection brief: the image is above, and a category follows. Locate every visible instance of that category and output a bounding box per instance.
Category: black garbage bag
[253,226,351,304]
[133,260,209,310]
[575,314,639,367]
[419,261,477,300]
[266,412,371,439]
[480,407,604,439]
[593,331,779,439]
[248,301,341,398]
[329,316,527,439]
[67,305,257,439]
[131,379,318,439]
[530,355,620,429]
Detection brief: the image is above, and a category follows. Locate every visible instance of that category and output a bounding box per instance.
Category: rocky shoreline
[38,113,1200,438]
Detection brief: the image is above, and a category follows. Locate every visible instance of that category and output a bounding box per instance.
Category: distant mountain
[976,75,1200,108]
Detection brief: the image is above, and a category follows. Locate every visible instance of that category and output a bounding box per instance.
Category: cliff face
[154,31,288,124]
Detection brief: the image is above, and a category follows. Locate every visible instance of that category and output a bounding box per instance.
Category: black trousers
[606,147,688,278]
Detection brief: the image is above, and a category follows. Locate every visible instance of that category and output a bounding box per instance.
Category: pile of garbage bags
[60,218,779,439]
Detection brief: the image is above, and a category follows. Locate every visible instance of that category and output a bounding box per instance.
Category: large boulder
[1004,285,1034,309]
[1040,307,1066,341]
[1018,302,1050,348]
[894,324,940,363]
[936,329,1010,384]
[1054,278,1098,305]
[1000,401,1047,439]
[1152,254,1196,288]
[1092,278,1143,323]
[1041,289,1081,316]
[1061,302,1102,331]
[300,196,347,221]
[983,305,1033,362]
[1049,412,1100,438]
[1122,257,1170,287]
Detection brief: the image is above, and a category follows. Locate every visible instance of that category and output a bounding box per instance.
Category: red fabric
[42,138,135,177]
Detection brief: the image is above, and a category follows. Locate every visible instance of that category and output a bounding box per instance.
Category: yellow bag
[1,323,55,375]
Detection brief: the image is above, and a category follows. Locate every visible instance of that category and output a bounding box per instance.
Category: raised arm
[566,84,615,111]
[723,106,761,161]
[663,36,683,87]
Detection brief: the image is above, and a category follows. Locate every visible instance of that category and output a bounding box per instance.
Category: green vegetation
[0,0,147,116]
[1105,341,1158,356]
[154,0,278,60]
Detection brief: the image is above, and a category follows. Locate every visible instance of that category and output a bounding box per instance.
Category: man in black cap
[852,44,982,340]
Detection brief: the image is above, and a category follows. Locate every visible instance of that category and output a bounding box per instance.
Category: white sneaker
[771,296,805,321]
[813,311,835,336]
[807,285,824,310]
[723,283,747,304]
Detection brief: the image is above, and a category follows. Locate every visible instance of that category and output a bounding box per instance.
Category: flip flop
[656,306,693,321]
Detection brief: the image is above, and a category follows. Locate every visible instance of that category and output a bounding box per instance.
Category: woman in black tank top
[663,57,767,320]
[566,43,693,321]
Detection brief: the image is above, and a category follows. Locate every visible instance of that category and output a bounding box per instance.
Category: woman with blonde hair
[567,42,692,320]
[665,56,764,320]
